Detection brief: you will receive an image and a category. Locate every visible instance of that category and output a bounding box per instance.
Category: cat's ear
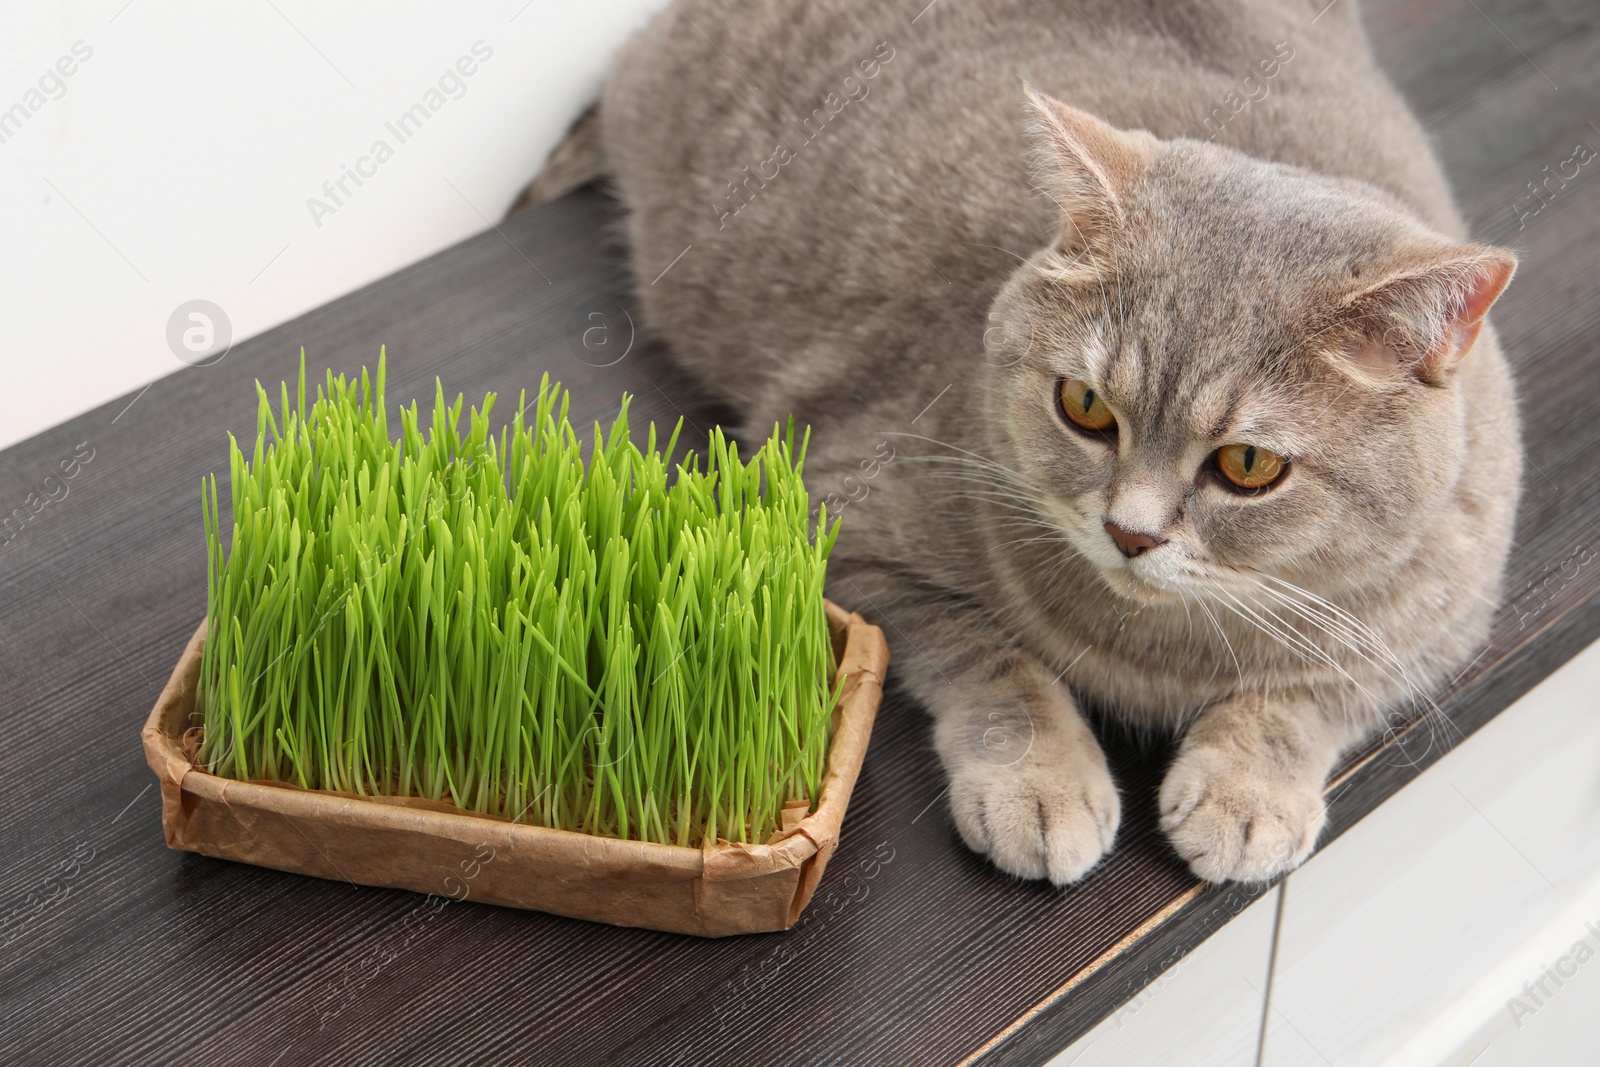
[1023,86,1157,256]
[1338,246,1517,381]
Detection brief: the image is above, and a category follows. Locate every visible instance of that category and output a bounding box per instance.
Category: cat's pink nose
[1104,521,1163,558]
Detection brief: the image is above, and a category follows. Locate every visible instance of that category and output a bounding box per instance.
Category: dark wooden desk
[3,2,1597,1063]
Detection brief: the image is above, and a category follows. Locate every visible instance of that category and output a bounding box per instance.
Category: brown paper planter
[142,599,887,937]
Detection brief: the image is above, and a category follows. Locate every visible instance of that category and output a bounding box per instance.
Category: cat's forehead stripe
[1183,377,1244,442]
[1098,333,1314,451]
[1205,394,1240,440]
[1080,325,1112,380]
[1220,386,1322,453]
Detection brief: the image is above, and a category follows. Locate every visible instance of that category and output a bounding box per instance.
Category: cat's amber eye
[1216,443,1286,490]
[1059,378,1116,433]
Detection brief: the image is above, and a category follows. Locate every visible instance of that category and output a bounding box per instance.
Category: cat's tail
[506,102,605,216]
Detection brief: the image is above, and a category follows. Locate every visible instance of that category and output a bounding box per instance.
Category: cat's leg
[1159,692,1355,883]
[856,574,1120,884]
[931,649,1121,884]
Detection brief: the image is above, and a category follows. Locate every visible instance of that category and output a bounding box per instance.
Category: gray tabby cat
[519,0,1519,884]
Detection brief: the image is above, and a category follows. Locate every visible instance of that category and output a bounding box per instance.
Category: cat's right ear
[1336,245,1517,383]
[1023,86,1157,256]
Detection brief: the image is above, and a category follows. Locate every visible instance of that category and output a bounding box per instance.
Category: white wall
[0,1,665,451]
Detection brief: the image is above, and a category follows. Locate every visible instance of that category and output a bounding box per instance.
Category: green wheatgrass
[197,353,841,847]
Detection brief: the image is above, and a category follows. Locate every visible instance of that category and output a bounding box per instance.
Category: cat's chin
[1094,561,1186,605]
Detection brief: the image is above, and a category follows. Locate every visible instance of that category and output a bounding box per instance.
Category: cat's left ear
[1023,85,1159,256]
[1340,246,1517,381]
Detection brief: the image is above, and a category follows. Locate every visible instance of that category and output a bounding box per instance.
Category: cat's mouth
[1044,500,1232,604]
[1040,500,1183,601]
[1082,524,1221,604]
[1105,549,1276,612]
[1098,552,1191,603]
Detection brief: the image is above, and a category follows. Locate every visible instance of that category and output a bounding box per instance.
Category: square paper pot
[142,600,888,937]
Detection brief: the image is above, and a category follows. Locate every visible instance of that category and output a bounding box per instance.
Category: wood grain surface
[2,2,1597,1064]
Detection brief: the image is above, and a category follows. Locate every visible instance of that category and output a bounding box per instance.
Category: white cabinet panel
[1263,638,1600,1066]
[1047,888,1278,1067]
[1437,877,1600,1065]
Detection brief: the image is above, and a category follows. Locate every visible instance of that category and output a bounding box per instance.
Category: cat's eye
[1216,443,1286,490]
[1059,378,1116,433]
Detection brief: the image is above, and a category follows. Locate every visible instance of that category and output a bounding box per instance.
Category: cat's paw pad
[1158,746,1325,883]
[949,761,1121,885]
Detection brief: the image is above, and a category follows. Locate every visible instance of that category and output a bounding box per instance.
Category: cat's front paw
[1158,744,1326,883]
[949,756,1120,886]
